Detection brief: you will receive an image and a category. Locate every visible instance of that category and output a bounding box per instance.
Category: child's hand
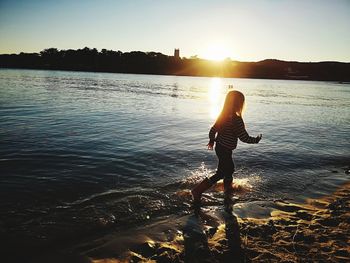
[256,134,262,143]
[207,142,214,150]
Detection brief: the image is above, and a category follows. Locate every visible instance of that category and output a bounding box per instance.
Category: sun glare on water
[208,78,224,119]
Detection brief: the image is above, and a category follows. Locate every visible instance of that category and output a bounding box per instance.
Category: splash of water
[178,163,262,195]
[181,162,212,187]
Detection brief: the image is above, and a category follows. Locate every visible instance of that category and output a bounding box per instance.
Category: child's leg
[223,155,235,192]
[192,144,233,202]
[209,143,233,184]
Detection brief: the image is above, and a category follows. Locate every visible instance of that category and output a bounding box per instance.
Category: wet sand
[64,181,350,263]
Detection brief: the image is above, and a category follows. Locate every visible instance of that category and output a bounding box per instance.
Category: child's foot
[191,178,212,203]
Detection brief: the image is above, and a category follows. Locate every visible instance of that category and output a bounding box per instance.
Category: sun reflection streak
[208,77,224,119]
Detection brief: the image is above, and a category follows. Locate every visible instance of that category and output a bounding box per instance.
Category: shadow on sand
[182,196,244,263]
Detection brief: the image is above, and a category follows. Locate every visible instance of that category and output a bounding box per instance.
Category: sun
[202,44,231,61]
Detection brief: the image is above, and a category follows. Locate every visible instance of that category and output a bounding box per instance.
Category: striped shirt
[209,116,259,150]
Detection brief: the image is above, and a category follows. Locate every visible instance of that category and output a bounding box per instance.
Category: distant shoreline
[1,48,350,82]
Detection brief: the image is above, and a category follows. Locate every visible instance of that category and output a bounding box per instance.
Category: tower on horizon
[174,48,180,59]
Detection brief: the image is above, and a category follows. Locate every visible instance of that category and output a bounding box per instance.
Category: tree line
[0,47,349,81]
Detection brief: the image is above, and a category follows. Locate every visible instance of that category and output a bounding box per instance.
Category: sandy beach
[50,180,349,263]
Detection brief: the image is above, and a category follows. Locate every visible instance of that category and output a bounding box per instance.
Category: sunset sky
[0,0,349,62]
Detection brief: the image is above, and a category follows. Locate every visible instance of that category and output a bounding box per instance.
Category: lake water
[0,69,349,253]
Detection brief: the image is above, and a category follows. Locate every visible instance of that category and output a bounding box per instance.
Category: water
[0,69,349,251]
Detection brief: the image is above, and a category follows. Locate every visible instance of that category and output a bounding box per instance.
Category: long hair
[214,90,245,131]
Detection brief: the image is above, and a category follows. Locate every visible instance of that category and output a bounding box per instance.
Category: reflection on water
[208,77,225,119]
[0,69,349,253]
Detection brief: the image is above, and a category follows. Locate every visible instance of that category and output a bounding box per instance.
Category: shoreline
[53,181,350,263]
[4,178,349,263]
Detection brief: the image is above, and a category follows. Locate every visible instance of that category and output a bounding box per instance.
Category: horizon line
[1,47,349,64]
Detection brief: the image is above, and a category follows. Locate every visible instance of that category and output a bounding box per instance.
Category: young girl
[191,90,262,203]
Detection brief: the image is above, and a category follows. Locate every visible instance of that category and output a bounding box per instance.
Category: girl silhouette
[191,90,262,203]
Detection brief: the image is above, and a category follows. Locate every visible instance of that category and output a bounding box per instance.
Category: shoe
[191,178,212,202]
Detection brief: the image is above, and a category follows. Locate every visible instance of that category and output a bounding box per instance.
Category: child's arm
[207,125,217,149]
[236,118,262,144]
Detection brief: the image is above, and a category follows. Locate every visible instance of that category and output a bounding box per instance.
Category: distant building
[174,48,180,59]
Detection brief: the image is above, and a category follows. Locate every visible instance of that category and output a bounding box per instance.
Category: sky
[0,0,349,62]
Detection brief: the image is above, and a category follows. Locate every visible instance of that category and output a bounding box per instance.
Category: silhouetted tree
[0,48,349,81]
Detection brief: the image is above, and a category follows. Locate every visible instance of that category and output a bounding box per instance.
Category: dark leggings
[209,143,235,184]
